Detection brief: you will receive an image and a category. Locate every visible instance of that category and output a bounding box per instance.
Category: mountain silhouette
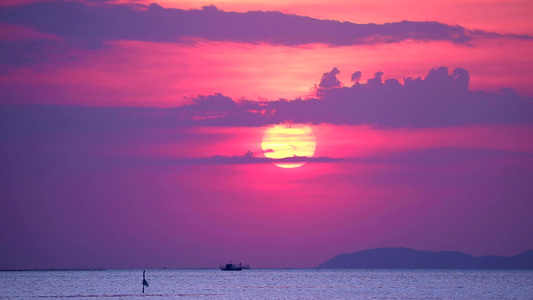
[317,248,533,269]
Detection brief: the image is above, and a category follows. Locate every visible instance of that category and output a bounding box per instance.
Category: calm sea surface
[1,269,532,299]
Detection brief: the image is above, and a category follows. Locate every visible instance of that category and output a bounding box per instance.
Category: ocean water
[1,269,532,299]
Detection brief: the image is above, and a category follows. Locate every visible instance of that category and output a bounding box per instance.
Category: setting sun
[261,124,317,168]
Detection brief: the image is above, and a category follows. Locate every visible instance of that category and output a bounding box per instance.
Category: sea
[1,269,532,299]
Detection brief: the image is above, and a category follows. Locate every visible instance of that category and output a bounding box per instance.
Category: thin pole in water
[142,270,149,293]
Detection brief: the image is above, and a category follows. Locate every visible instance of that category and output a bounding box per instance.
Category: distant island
[317,247,533,269]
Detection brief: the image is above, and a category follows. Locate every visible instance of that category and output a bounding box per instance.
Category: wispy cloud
[126,154,343,166]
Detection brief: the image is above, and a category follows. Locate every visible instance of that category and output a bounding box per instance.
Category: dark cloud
[367,71,384,86]
[0,38,111,66]
[350,71,362,83]
[175,67,532,128]
[1,67,531,131]
[318,67,342,89]
[0,40,60,66]
[364,147,533,166]
[0,1,530,49]
[133,154,343,166]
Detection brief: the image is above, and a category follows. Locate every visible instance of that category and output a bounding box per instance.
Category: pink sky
[0,0,532,269]
[1,0,533,106]
[2,120,532,268]
[2,38,532,106]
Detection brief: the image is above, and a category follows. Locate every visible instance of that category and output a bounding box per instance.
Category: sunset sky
[1,0,532,269]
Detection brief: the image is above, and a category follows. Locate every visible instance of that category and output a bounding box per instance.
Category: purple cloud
[350,71,362,83]
[318,67,342,89]
[1,67,531,131]
[178,67,532,128]
[146,155,343,166]
[0,1,530,49]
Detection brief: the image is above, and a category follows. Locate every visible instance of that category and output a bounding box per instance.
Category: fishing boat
[220,262,248,271]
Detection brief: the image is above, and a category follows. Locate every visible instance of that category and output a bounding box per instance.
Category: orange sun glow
[261,124,317,168]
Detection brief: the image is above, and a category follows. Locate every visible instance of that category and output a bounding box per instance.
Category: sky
[1,0,532,269]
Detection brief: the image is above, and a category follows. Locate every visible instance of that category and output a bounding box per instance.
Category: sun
[261,123,317,168]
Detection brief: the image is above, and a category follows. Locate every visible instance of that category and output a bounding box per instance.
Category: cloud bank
[1,67,531,130]
[0,1,530,51]
[133,154,343,166]
[176,66,533,128]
